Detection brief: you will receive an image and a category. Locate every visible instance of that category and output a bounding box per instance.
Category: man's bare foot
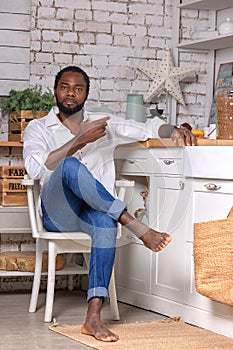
[119,210,172,252]
[81,318,119,342]
[140,229,172,252]
[81,297,119,342]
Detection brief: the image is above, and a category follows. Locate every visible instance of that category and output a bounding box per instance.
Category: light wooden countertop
[140,138,233,147]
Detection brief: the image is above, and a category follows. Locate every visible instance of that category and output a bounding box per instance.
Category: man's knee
[83,209,116,229]
[62,157,87,181]
[62,156,81,171]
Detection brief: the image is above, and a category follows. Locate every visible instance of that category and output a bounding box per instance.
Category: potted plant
[0,86,55,142]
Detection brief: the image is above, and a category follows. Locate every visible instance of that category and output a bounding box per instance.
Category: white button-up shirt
[23,107,166,195]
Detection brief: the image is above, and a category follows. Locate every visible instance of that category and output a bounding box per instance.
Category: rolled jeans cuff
[107,198,127,221]
[87,287,109,303]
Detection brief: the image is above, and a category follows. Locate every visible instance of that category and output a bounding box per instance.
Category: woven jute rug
[49,317,233,349]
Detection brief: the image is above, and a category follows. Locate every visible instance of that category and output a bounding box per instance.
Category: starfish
[138,50,196,106]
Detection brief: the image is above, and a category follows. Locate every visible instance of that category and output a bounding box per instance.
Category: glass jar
[218,18,233,35]
[216,77,233,139]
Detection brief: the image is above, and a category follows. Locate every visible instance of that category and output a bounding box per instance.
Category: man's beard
[56,96,86,116]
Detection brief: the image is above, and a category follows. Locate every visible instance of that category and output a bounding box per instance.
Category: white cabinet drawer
[155,157,183,175]
[150,146,183,174]
[117,157,153,174]
[192,178,233,194]
[0,206,31,233]
[184,146,233,179]
[192,180,233,225]
[186,178,233,242]
[115,144,183,175]
[117,156,183,175]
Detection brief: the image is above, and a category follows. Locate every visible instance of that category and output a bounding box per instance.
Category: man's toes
[101,334,119,342]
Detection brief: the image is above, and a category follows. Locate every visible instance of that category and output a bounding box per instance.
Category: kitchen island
[115,139,233,338]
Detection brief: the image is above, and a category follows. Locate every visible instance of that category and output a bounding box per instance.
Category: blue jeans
[41,157,127,302]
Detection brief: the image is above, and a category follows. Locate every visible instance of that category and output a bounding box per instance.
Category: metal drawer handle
[204,183,221,191]
[128,160,136,164]
[163,159,174,165]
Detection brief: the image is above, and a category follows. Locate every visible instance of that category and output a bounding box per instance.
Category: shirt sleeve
[23,120,52,182]
[107,114,167,144]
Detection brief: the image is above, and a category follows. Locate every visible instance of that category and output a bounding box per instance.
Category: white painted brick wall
[57,8,74,19]
[37,7,56,18]
[79,32,95,44]
[75,10,92,21]
[96,34,113,45]
[36,52,53,63]
[0,0,212,129]
[54,54,73,64]
[26,0,210,124]
[92,1,127,12]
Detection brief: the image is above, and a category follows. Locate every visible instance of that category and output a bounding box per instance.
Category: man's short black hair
[54,66,90,94]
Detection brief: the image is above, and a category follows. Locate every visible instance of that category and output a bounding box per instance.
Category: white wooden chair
[22,176,134,323]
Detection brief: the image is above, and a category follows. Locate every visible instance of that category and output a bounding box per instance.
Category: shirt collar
[83,110,89,122]
[45,107,62,127]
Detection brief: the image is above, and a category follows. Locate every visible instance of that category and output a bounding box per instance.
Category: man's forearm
[45,136,85,170]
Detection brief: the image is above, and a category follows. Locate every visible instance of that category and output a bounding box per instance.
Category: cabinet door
[151,176,192,303]
[185,178,233,315]
[115,242,151,295]
[115,174,151,298]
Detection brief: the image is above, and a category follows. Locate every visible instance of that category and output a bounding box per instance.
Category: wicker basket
[194,207,233,305]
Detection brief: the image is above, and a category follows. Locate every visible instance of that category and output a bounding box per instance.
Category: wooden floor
[0,290,166,349]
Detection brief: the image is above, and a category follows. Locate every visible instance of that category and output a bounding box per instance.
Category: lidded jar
[218,18,233,35]
[216,77,233,139]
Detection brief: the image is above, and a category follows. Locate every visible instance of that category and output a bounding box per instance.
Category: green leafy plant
[0,85,55,117]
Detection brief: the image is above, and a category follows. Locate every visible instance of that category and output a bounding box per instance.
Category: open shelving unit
[0,142,23,147]
[177,33,233,50]
[178,1,233,51]
[173,0,233,125]
[178,0,233,11]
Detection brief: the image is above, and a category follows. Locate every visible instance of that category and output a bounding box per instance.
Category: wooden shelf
[0,142,23,147]
[0,263,88,277]
[179,0,233,11]
[177,33,233,50]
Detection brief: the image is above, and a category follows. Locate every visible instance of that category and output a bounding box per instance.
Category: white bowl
[87,112,110,121]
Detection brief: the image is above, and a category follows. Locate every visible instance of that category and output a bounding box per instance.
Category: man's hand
[45,118,110,171]
[74,116,110,149]
[171,127,197,146]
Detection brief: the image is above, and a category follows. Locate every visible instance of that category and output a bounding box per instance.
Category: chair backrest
[22,176,43,238]
[22,176,135,239]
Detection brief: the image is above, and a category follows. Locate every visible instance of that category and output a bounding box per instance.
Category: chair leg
[67,275,74,291]
[108,266,120,321]
[66,254,74,291]
[29,239,46,313]
[44,241,57,323]
[83,252,90,269]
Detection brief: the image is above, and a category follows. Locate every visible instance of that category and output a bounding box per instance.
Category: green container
[126,94,145,123]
